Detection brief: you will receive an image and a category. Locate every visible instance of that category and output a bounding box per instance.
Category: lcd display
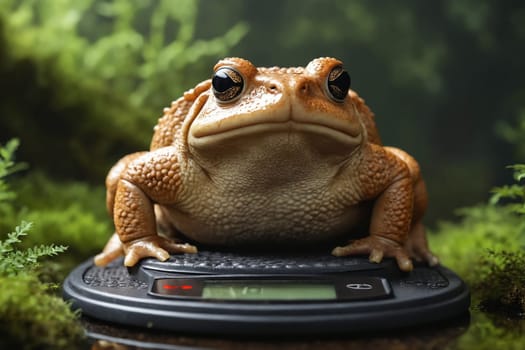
[201,281,337,300]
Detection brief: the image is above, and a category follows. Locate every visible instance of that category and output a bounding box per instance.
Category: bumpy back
[150,80,211,150]
[349,90,382,146]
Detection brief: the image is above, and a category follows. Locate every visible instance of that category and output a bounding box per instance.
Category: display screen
[201,281,337,300]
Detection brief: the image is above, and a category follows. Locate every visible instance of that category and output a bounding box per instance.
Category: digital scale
[63,250,470,335]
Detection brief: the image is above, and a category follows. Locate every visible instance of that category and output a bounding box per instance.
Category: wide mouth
[190,120,362,146]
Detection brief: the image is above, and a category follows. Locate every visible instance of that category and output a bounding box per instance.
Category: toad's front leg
[332,145,416,271]
[100,147,197,267]
[332,175,414,271]
[115,179,197,266]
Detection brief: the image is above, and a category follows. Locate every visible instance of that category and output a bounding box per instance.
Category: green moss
[0,141,112,272]
[429,165,525,349]
[11,172,110,255]
[0,140,85,349]
[0,273,85,349]
[451,312,525,350]
[475,250,525,317]
[430,165,525,319]
[0,171,111,268]
[430,204,523,283]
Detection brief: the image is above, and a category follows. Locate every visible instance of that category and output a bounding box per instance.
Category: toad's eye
[212,67,244,103]
[326,66,351,102]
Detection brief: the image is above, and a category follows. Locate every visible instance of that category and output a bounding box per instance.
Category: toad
[94,57,438,272]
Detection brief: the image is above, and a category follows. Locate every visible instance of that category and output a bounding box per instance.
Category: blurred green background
[1,0,524,228]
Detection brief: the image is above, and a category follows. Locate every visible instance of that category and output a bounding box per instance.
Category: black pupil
[212,70,235,93]
[328,69,351,101]
[212,68,244,102]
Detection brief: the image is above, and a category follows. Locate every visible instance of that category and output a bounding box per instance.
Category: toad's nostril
[298,81,309,94]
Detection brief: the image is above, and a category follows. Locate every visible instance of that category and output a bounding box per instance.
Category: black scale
[63,250,470,335]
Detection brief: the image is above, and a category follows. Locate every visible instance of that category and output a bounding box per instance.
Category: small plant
[0,139,84,349]
[490,164,525,214]
[432,164,525,320]
[0,138,26,209]
[476,250,525,318]
[0,222,84,350]
[0,220,67,277]
[472,165,525,318]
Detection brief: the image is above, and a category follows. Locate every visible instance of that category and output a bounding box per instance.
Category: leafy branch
[0,139,27,203]
[0,221,67,277]
[2,0,248,112]
[490,164,525,214]
[1,140,67,276]
[0,139,81,348]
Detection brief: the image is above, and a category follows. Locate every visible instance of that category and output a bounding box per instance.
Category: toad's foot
[405,222,439,267]
[94,233,124,266]
[332,236,413,272]
[94,233,197,267]
[408,245,439,267]
[123,236,198,267]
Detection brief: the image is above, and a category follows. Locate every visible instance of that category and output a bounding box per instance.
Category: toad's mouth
[189,119,362,147]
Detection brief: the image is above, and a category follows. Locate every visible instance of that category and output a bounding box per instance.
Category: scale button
[339,277,392,300]
[346,283,373,290]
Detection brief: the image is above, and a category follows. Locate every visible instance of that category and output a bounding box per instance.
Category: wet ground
[84,308,525,350]
[85,313,472,350]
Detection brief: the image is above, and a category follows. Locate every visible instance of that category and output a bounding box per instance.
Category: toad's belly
[155,192,369,246]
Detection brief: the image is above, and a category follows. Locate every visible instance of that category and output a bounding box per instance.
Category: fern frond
[508,164,525,182]
[0,221,32,255]
[0,139,27,179]
[490,164,525,212]
[0,221,68,276]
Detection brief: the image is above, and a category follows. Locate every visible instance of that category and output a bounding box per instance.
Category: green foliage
[431,165,525,320]
[452,312,525,350]
[490,164,525,213]
[430,204,522,282]
[476,250,525,317]
[0,140,111,260]
[0,221,67,276]
[0,273,85,350]
[497,111,525,161]
[0,0,248,180]
[5,172,111,258]
[473,165,525,317]
[0,138,25,181]
[0,139,26,209]
[431,164,525,347]
[2,0,247,110]
[0,140,84,349]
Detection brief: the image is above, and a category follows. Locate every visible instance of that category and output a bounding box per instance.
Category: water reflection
[92,340,129,350]
[85,314,470,350]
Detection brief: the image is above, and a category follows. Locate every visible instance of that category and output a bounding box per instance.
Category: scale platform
[63,250,470,335]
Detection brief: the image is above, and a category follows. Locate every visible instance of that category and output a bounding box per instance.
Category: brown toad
[94,57,438,272]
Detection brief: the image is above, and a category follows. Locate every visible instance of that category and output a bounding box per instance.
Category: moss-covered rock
[430,165,525,320]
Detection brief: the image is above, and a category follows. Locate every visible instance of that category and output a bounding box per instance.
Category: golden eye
[326,65,351,102]
[212,67,244,102]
